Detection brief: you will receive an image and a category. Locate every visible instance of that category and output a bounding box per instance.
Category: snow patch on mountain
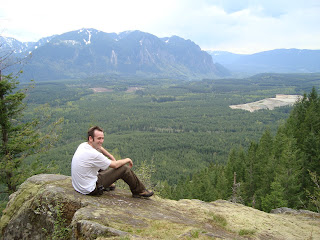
[83,29,92,45]
[62,40,80,45]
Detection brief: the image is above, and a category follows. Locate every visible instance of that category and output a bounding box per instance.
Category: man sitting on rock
[71,126,153,198]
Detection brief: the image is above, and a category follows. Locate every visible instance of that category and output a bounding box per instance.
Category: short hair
[87,126,103,141]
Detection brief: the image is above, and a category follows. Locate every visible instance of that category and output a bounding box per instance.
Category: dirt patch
[230,94,302,112]
[126,87,144,93]
[90,88,113,93]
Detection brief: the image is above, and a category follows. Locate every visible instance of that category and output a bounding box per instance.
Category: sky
[1,0,320,54]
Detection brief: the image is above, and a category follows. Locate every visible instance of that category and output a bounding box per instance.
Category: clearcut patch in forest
[229,94,302,112]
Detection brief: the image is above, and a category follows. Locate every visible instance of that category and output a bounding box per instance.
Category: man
[71,126,154,198]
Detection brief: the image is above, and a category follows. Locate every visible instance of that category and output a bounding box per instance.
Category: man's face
[90,130,104,149]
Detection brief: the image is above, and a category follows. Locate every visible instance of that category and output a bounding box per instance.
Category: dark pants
[89,165,146,195]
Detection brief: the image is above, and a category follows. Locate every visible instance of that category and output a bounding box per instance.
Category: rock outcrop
[1,174,320,239]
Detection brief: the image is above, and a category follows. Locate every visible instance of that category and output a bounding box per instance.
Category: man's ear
[89,136,94,142]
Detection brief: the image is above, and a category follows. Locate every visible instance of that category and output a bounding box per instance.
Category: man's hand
[126,158,133,168]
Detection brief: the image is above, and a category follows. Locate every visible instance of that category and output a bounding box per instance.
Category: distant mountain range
[208,49,320,74]
[0,29,229,81]
[1,29,319,81]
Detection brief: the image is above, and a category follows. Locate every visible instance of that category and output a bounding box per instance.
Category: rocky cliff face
[1,174,319,239]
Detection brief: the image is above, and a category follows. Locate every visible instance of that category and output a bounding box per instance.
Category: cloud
[150,0,320,53]
[1,0,178,40]
[1,0,320,53]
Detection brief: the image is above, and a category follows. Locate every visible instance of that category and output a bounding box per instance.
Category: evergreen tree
[192,171,210,200]
[254,130,275,209]
[261,177,288,212]
[157,180,173,199]
[0,72,62,194]
[225,148,238,191]
[213,164,228,200]
[273,128,302,208]
[284,87,320,203]
[172,176,191,200]
[225,148,246,195]
[242,142,258,207]
[307,171,320,212]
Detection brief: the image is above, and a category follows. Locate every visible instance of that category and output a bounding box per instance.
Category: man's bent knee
[117,164,130,172]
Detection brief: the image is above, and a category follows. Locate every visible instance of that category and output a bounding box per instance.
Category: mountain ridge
[208,48,320,74]
[2,29,319,80]
[1,28,229,81]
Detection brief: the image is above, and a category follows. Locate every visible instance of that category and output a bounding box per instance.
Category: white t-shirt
[71,142,111,194]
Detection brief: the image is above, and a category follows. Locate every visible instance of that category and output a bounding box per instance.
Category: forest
[1,72,320,214]
[163,87,320,213]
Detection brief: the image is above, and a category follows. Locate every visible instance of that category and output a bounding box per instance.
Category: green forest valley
[1,72,320,214]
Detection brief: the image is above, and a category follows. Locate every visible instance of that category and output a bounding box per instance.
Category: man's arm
[100,147,116,161]
[109,158,133,169]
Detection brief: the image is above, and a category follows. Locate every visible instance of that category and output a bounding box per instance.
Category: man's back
[71,142,110,194]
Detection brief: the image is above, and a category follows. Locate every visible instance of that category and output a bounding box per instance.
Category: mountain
[1,29,229,81]
[0,35,56,55]
[208,49,320,74]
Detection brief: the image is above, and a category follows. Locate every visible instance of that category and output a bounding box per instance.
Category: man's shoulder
[75,142,91,153]
[79,142,89,147]
[78,142,91,149]
[78,142,101,155]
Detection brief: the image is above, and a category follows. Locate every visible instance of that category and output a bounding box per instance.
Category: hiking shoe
[132,190,154,198]
[97,186,104,195]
